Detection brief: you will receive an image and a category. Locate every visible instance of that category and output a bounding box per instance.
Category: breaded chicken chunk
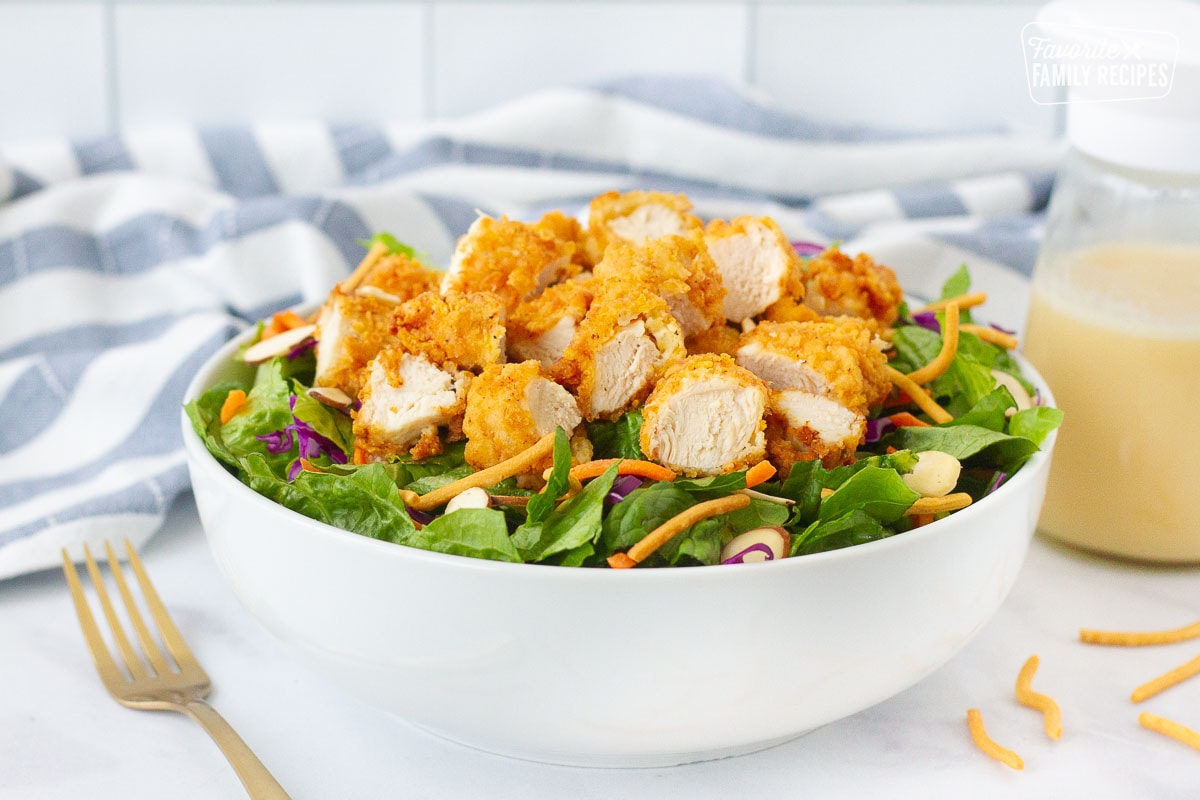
[462,361,583,471]
[313,291,398,397]
[554,281,686,421]
[392,291,506,372]
[592,234,725,339]
[314,252,443,396]
[583,190,702,264]
[353,349,471,461]
[766,390,865,473]
[685,322,743,357]
[640,354,768,477]
[703,216,803,323]
[441,213,582,312]
[735,319,890,415]
[507,274,596,368]
[797,247,904,327]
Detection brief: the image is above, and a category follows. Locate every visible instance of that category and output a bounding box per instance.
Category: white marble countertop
[4,494,1199,799]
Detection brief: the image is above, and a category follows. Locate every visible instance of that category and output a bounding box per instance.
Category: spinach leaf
[792,509,892,556]
[526,428,571,525]
[825,451,918,489]
[777,460,827,525]
[673,471,747,500]
[819,466,919,524]
[884,424,1041,471]
[600,482,695,554]
[512,461,619,563]
[587,410,647,459]
[411,508,522,562]
[1008,406,1064,447]
[949,386,1016,432]
[404,464,475,495]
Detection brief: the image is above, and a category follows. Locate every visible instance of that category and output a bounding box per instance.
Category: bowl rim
[182,311,1057,584]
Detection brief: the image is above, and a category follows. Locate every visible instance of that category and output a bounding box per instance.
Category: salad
[186,191,1061,568]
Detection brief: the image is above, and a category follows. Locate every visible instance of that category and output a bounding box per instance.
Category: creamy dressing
[1023,243,1200,562]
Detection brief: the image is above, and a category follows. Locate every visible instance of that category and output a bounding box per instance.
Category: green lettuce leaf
[819,466,920,524]
[792,509,892,556]
[600,482,695,554]
[587,410,647,459]
[883,424,1041,471]
[411,508,522,562]
[526,428,571,525]
[512,461,619,563]
[1008,406,1065,447]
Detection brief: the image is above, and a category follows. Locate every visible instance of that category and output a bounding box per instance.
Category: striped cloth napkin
[0,76,1062,580]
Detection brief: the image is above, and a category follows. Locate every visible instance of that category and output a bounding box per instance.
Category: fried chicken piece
[507,274,596,368]
[353,349,471,461]
[797,247,904,327]
[766,390,865,473]
[391,290,506,372]
[313,291,398,397]
[583,190,702,264]
[314,252,443,397]
[441,213,582,313]
[554,281,686,421]
[685,322,743,357]
[462,361,583,471]
[703,216,803,323]
[592,234,725,339]
[640,354,768,477]
[735,318,890,415]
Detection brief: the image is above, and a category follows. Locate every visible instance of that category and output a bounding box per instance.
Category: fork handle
[182,700,293,799]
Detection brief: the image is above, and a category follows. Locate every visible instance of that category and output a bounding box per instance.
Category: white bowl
[182,327,1057,768]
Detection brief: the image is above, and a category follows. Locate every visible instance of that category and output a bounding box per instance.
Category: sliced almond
[243,324,316,364]
[445,486,492,514]
[308,386,353,409]
[720,526,791,564]
[355,285,402,304]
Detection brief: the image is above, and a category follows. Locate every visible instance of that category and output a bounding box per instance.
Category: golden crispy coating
[391,290,506,372]
[442,213,582,313]
[703,216,803,322]
[353,349,472,461]
[554,280,686,421]
[737,318,891,414]
[361,252,442,301]
[507,274,596,366]
[535,210,591,268]
[801,247,904,327]
[313,291,398,397]
[765,390,865,473]
[462,361,583,471]
[583,190,702,265]
[685,322,743,357]
[640,354,769,477]
[592,233,726,339]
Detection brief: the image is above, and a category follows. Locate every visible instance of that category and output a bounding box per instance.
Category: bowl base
[408,722,811,768]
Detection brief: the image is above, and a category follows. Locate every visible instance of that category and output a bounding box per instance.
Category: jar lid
[1036,0,1200,173]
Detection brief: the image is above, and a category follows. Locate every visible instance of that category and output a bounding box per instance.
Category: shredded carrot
[1080,620,1200,647]
[920,291,987,313]
[966,708,1023,770]
[260,318,287,340]
[271,310,308,331]
[888,412,931,428]
[886,366,953,424]
[1015,655,1063,740]
[744,461,777,488]
[569,459,676,483]
[299,458,323,474]
[353,445,369,465]
[1132,653,1200,703]
[906,301,960,384]
[962,323,1018,350]
[1139,712,1200,754]
[610,494,752,568]
[219,389,246,424]
[906,493,973,516]
[404,432,557,511]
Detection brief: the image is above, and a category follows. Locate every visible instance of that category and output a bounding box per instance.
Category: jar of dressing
[1023,2,1200,561]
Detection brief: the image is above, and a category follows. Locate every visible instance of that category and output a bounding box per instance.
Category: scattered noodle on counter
[1139,712,1200,755]
[966,708,1024,770]
[1131,653,1200,704]
[1079,620,1200,646]
[1014,655,1062,740]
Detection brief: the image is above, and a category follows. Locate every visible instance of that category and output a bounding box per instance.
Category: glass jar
[1023,129,1200,561]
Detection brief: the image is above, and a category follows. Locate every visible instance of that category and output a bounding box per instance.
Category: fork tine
[61,549,128,690]
[83,542,148,681]
[104,540,174,677]
[122,538,203,675]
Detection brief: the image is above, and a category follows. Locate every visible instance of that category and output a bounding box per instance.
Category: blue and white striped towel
[0,76,1062,580]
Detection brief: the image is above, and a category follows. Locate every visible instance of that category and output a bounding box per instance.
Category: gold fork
[62,539,292,800]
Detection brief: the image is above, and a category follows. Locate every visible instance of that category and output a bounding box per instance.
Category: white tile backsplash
[753,4,1058,137]
[0,3,109,140]
[431,2,749,118]
[112,3,427,128]
[0,2,1065,141]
